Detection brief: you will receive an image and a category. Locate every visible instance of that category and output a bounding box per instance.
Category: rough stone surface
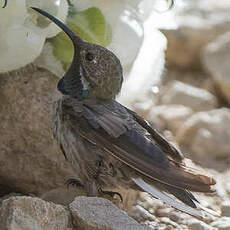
[202,32,230,105]
[162,0,230,70]
[176,108,230,158]
[0,196,72,230]
[159,81,217,112]
[0,66,73,196]
[70,196,152,230]
[148,104,193,134]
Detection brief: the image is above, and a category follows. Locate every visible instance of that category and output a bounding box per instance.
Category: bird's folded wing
[77,101,215,193]
[125,107,184,163]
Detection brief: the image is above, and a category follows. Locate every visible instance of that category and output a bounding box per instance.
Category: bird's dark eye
[85,52,95,61]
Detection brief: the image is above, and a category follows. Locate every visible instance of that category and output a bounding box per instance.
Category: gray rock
[177,108,230,158]
[159,81,217,112]
[187,219,214,230]
[162,0,230,70]
[211,217,230,230]
[148,104,193,134]
[202,32,230,104]
[144,221,160,229]
[69,196,152,230]
[155,207,174,218]
[0,66,73,196]
[221,201,230,217]
[0,196,72,230]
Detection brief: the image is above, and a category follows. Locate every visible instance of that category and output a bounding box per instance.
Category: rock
[159,217,179,228]
[0,196,72,230]
[221,201,230,217]
[155,207,174,218]
[202,32,230,105]
[138,193,164,211]
[70,196,152,230]
[187,219,214,230]
[148,104,193,134]
[163,70,216,95]
[211,217,230,230]
[0,66,73,196]
[0,193,23,206]
[162,0,230,70]
[176,108,230,158]
[144,221,160,229]
[131,205,156,223]
[159,81,217,112]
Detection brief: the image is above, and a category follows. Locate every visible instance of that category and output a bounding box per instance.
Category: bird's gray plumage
[33,7,218,218]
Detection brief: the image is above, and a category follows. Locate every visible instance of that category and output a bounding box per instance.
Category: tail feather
[157,182,197,208]
[165,164,216,193]
[132,178,220,219]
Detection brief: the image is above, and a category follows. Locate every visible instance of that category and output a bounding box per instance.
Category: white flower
[0,0,68,73]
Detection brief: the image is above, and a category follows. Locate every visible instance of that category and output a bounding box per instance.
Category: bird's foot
[65,178,84,188]
[99,189,123,202]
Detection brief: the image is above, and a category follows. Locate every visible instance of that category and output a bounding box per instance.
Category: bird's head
[32,8,123,100]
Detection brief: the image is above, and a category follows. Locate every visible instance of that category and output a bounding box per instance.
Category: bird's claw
[99,189,123,202]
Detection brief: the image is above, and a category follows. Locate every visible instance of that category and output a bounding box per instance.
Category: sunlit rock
[159,81,218,112]
[177,108,230,158]
[202,32,230,105]
[162,0,230,70]
[148,105,194,134]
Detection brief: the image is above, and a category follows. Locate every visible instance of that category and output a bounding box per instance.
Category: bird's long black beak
[32,7,84,97]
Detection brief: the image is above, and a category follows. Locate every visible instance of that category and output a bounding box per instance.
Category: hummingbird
[32,8,218,218]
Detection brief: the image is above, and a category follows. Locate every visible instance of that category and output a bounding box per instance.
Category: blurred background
[0,0,230,229]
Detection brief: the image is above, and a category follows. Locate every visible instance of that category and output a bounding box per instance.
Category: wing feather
[56,98,216,193]
[77,114,215,192]
[126,108,184,163]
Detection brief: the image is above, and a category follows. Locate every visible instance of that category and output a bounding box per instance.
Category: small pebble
[131,205,157,222]
[160,217,179,228]
[187,219,214,230]
[211,217,230,230]
[221,201,230,217]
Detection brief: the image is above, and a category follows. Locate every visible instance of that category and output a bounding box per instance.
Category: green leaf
[52,7,112,64]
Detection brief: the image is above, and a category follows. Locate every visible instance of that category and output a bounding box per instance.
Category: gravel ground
[130,168,230,230]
